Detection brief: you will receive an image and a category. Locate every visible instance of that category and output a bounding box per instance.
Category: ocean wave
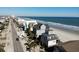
[36,19,79,31]
[23,18,79,31]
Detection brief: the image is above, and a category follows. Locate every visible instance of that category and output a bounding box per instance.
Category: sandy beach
[50,27,79,52]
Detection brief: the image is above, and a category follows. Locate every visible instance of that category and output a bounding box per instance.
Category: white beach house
[36,24,46,38]
[32,23,49,38]
[25,19,37,29]
[18,18,37,31]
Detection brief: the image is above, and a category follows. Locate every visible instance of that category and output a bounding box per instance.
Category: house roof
[48,34,58,40]
[33,23,42,30]
[42,33,58,40]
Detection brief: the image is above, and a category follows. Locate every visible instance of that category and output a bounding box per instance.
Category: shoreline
[50,27,79,43]
[22,18,79,52]
[23,19,79,42]
[50,27,79,52]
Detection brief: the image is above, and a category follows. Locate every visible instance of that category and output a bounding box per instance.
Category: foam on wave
[36,19,79,31]
[23,18,79,31]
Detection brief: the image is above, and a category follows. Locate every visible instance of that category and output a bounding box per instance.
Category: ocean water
[19,16,79,27]
[18,16,79,32]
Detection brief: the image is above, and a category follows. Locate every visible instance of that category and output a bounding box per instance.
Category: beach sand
[62,40,79,52]
[50,27,79,52]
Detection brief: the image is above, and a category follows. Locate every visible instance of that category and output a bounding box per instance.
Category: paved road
[10,19,23,52]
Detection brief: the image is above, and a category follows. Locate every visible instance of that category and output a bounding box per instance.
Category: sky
[0,7,79,17]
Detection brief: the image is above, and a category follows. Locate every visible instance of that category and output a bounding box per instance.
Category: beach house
[40,33,59,48]
[32,23,49,38]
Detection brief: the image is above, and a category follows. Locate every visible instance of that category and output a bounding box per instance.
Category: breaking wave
[23,17,79,32]
[36,19,79,31]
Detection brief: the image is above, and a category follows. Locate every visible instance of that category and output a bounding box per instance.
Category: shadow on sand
[45,40,79,52]
[45,45,66,52]
[62,40,79,52]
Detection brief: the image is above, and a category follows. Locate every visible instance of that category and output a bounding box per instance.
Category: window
[48,36,51,40]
